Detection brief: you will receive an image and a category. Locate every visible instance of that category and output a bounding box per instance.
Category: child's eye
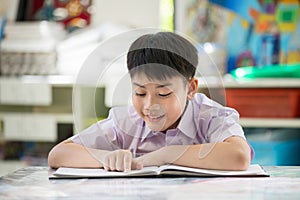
[135,92,146,97]
[159,92,172,97]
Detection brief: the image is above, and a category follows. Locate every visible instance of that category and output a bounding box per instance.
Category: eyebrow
[133,82,172,88]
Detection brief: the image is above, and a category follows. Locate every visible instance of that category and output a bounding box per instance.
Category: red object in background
[18,0,91,30]
[24,0,45,20]
[226,88,300,118]
[54,0,91,28]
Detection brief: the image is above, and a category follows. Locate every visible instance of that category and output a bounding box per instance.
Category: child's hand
[134,147,167,167]
[100,150,142,172]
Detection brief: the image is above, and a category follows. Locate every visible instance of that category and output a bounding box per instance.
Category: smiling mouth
[146,114,166,122]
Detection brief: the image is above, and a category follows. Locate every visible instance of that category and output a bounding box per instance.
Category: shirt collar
[177,100,197,139]
[140,100,197,142]
[140,122,153,142]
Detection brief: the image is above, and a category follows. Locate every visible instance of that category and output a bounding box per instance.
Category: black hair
[127,32,198,82]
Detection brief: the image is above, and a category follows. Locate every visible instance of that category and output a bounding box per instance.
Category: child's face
[131,73,195,132]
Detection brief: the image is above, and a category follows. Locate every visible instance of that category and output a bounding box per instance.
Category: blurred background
[0,0,299,176]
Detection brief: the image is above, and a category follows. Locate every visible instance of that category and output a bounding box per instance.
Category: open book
[49,164,269,179]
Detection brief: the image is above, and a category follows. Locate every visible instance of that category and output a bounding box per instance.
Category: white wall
[91,0,160,28]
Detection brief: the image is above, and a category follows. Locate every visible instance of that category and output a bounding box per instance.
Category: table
[0,166,300,199]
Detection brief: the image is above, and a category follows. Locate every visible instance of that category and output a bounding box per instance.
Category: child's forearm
[48,140,106,169]
[137,136,250,170]
[165,137,251,170]
[48,140,142,171]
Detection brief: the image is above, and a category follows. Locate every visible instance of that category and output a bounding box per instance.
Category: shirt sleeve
[70,110,121,151]
[203,103,254,160]
[206,106,245,143]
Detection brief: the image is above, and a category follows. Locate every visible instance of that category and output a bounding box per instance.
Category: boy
[48,32,252,172]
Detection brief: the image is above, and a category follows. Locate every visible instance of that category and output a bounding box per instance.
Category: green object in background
[231,63,300,78]
[85,117,106,128]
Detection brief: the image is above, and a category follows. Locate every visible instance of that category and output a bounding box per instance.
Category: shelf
[197,76,300,129]
[0,113,73,124]
[240,118,300,128]
[0,113,73,142]
[224,78,300,88]
[2,75,300,88]
[0,75,74,87]
[198,75,300,88]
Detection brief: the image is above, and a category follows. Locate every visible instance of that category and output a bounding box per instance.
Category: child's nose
[144,95,157,109]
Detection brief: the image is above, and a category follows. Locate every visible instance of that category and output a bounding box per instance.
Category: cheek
[132,96,142,110]
[174,90,188,107]
[165,95,186,116]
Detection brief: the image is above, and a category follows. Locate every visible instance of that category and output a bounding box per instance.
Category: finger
[109,154,116,171]
[123,151,132,172]
[132,159,143,170]
[102,155,110,171]
[103,164,109,171]
[116,153,124,171]
[136,162,143,170]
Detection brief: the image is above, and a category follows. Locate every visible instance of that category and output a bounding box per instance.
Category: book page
[158,164,268,176]
[51,166,161,178]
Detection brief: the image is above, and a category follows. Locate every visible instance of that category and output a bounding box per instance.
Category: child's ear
[187,78,198,100]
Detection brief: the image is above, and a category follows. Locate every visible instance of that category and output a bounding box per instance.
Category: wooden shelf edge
[240,118,300,128]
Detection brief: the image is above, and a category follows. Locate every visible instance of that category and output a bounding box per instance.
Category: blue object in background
[246,128,300,166]
[250,139,300,166]
[209,0,261,72]
[226,16,249,72]
[0,16,6,41]
[209,0,261,22]
[257,33,280,66]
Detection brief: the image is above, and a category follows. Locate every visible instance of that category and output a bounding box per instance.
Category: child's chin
[147,123,166,132]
